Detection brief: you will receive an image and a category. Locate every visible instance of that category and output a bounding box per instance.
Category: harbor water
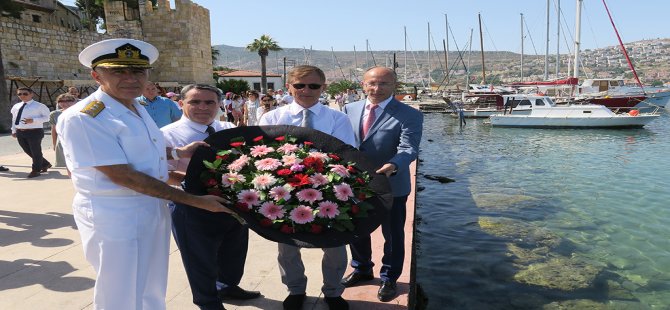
[415,111,670,309]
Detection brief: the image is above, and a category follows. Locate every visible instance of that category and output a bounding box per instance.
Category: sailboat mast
[428,22,431,86]
[478,13,485,85]
[404,26,408,82]
[521,13,523,82]
[573,0,582,79]
[466,28,473,89]
[445,14,449,81]
[544,0,550,80]
[556,0,561,78]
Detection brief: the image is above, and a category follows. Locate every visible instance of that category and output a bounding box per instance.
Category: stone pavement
[0,130,415,310]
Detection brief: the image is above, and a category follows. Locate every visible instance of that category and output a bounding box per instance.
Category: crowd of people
[6,38,423,310]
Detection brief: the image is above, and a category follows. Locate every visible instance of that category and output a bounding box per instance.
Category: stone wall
[2,0,213,86]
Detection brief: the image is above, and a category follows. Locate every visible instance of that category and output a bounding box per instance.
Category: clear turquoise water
[415,111,670,309]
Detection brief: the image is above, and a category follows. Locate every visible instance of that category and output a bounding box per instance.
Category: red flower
[253,135,264,142]
[235,202,250,212]
[347,166,356,173]
[303,141,313,146]
[260,218,273,227]
[303,157,324,172]
[280,224,294,234]
[275,136,286,141]
[276,168,292,176]
[310,224,323,234]
[356,177,365,184]
[351,205,360,214]
[230,141,245,148]
[206,178,218,186]
[328,154,341,161]
[216,154,229,160]
[287,173,310,187]
[357,192,367,200]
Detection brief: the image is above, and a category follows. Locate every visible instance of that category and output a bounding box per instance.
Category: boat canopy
[507,77,578,86]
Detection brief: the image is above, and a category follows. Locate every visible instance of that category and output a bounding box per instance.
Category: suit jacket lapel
[350,102,365,143]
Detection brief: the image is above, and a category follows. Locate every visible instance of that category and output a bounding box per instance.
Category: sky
[61,0,669,54]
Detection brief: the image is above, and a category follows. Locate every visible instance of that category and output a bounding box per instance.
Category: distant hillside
[213,38,670,87]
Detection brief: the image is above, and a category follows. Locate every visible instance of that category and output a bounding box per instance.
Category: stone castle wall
[2,0,212,85]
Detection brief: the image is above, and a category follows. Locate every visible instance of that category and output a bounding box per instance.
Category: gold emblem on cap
[119,45,141,60]
[81,100,105,117]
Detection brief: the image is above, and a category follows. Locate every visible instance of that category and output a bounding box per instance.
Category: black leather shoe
[283,293,306,310]
[27,171,40,178]
[0,166,9,172]
[217,285,261,300]
[341,271,374,287]
[41,163,52,173]
[377,281,397,302]
[324,296,349,310]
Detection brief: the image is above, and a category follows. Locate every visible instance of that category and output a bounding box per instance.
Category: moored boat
[489,94,660,128]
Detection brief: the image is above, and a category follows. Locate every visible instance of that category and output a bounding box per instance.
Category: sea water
[415,111,670,309]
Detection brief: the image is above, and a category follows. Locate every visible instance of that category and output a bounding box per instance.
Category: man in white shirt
[57,38,230,310]
[259,65,355,310]
[161,84,260,310]
[10,87,52,178]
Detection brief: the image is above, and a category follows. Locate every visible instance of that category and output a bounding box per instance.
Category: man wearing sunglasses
[259,65,355,310]
[10,87,52,178]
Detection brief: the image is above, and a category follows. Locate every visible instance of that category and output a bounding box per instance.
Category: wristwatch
[170,148,180,160]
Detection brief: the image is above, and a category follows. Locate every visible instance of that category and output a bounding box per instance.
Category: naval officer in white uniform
[56,38,230,310]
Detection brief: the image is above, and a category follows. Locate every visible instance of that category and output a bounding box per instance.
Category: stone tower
[104,0,213,84]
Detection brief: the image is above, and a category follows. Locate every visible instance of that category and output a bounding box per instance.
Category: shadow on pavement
[0,259,94,292]
[0,210,76,247]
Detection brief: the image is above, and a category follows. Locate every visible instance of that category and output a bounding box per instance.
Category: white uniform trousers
[277,243,347,297]
[73,194,171,310]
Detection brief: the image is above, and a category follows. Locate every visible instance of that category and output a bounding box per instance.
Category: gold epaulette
[81,100,105,117]
[139,100,147,106]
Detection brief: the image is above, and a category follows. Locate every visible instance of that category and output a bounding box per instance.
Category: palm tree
[211,46,220,65]
[246,35,282,93]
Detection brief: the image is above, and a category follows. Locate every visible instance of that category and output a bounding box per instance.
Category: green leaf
[203,161,215,170]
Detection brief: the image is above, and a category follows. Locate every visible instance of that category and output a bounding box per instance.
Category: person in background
[341,66,423,302]
[161,84,260,310]
[259,65,355,310]
[57,38,230,310]
[49,93,77,171]
[257,94,276,120]
[68,87,81,99]
[10,87,52,178]
[245,91,260,126]
[166,91,180,102]
[335,92,345,111]
[138,81,182,128]
[230,94,245,126]
[223,92,234,122]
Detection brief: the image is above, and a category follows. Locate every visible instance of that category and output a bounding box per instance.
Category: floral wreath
[182,125,392,248]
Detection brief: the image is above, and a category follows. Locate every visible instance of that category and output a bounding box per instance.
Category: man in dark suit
[341,66,423,302]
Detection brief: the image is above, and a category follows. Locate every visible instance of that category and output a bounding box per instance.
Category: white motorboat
[489,94,660,128]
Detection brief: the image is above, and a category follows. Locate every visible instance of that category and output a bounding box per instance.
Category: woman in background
[50,94,77,171]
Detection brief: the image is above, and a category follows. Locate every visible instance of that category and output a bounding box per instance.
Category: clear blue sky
[63,0,668,53]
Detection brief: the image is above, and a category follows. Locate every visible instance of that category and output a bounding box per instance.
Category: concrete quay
[0,132,417,310]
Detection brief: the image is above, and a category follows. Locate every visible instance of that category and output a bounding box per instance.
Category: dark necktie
[206,125,216,135]
[14,102,27,125]
[301,109,312,128]
[362,104,378,138]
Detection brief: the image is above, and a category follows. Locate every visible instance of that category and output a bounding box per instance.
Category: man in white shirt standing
[10,87,52,178]
[259,65,355,310]
[161,84,260,310]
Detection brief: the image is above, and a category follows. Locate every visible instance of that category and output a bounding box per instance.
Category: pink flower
[290,163,305,172]
[250,145,275,157]
[251,173,277,190]
[254,158,282,171]
[333,183,354,201]
[317,201,340,219]
[282,154,302,166]
[237,189,260,206]
[259,202,286,220]
[308,151,330,162]
[221,172,246,187]
[290,205,315,224]
[309,173,329,187]
[329,164,351,178]
[269,185,292,201]
[277,143,300,154]
[296,188,323,203]
[228,154,250,172]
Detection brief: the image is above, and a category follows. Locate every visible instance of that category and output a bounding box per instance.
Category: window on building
[32,15,41,23]
[267,83,275,90]
[253,83,261,91]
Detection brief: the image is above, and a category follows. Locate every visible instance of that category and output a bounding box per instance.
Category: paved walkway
[0,133,416,310]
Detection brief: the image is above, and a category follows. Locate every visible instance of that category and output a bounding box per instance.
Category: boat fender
[628,110,640,116]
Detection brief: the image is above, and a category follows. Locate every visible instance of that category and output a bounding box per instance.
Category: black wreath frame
[182,125,392,248]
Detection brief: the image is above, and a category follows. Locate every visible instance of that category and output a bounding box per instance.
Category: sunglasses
[291,84,322,90]
[17,92,31,96]
[58,100,75,103]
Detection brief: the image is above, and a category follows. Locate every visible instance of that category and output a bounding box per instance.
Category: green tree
[0,1,25,132]
[211,46,220,65]
[216,79,250,96]
[246,35,282,93]
[326,80,359,98]
[651,80,664,87]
